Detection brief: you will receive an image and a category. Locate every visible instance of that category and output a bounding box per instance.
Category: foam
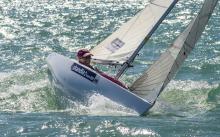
[166,80,218,91]
[0,28,15,40]
[151,80,219,117]
[0,79,48,99]
[71,93,138,116]
[117,125,158,136]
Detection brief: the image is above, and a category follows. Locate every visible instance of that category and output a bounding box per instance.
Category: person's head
[77,49,93,66]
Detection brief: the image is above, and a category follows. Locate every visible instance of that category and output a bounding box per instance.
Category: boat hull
[46,53,152,115]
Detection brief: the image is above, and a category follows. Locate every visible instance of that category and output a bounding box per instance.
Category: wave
[1,69,219,117]
[149,80,220,117]
[207,84,220,104]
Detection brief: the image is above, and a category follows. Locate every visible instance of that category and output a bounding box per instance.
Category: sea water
[0,0,220,136]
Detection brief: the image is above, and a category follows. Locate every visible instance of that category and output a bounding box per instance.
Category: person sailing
[77,49,127,89]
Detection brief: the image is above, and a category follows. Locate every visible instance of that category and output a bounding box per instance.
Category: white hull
[46,53,152,115]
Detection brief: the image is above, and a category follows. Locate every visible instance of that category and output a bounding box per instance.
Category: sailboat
[46,0,218,115]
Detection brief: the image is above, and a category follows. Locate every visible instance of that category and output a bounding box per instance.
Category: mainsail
[130,0,218,104]
[90,0,178,66]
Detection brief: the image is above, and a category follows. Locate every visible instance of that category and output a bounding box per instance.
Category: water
[0,0,220,136]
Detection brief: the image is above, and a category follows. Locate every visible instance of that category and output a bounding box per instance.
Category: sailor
[77,49,127,89]
[77,49,94,69]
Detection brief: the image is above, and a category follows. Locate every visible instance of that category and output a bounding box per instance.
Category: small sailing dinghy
[46,0,218,115]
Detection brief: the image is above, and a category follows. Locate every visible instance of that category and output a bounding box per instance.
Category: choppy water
[0,0,220,136]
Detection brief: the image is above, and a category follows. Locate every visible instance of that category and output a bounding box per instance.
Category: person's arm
[94,68,127,89]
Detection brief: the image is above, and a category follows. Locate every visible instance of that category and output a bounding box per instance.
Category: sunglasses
[79,56,91,60]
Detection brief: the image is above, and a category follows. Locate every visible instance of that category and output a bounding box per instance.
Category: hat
[77,49,93,58]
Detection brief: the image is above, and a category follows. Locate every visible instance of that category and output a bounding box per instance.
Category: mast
[115,0,178,79]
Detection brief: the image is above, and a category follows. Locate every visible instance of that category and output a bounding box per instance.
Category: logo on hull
[71,63,98,83]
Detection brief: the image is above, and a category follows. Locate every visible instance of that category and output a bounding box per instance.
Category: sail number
[106,38,125,53]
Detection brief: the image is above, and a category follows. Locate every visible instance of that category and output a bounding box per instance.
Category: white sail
[130,0,218,104]
[90,0,178,65]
